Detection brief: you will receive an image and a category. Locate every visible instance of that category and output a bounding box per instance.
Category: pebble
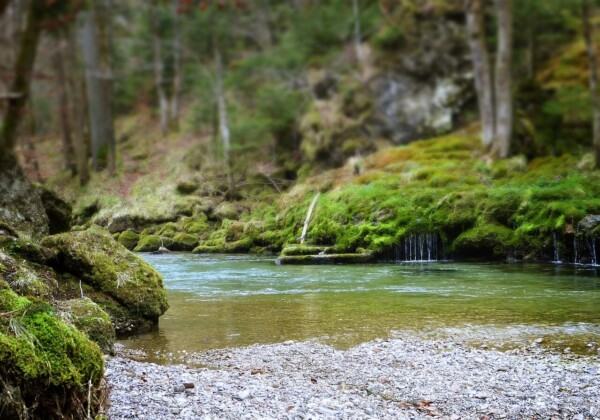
[106,336,600,419]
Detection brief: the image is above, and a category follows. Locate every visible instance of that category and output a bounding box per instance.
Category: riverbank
[107,335,600,419]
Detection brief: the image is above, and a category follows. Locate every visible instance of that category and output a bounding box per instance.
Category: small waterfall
[574,236,579,265]
[571,234,599,266]
[592,238,597,266]
[552,232,561,263]
[397,233,441,262]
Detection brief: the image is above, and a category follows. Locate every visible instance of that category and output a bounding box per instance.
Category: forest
[1,0,600,418]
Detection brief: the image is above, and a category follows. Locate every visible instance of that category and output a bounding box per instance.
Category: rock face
[368,19,473,144]
[42,229,169,335]
[38,186,73,234]
[0,154,49,237]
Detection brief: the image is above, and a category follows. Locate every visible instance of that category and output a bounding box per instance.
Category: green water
[119,254,600,360]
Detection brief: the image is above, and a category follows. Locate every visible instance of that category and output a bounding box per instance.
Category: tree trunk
[66,26,89,185]
[493,0,513,159]
[0,1,43,154]
[96,0,116,174]
[353,0,364,63]
[171,0,181,130]
[214,45,236,199]
[464,0,495,150]
[79,5,115,172]
[54,37,77,176]
[0,0,11,18]
[583,0,600,168]
[152,1,170,135]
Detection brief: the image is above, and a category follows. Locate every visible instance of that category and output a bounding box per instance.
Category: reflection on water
[118,253,600,362]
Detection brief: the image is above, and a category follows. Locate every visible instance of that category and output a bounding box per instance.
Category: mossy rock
[176,178,200,194]
[134,234,174,252]
[193,237,253,253]
[41,229,169,334]
[171,233,199,251]
[452,225,515,260]
[118,230,140,250]
[276,253,374,265]
[213,202,244,220]
[0,283,105,418]
[182,216,209,234]
[281,245,331,256]
[56,298,115,354]
[174,196,202,216]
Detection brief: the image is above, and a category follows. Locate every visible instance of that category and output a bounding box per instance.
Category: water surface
[119,254,600,361]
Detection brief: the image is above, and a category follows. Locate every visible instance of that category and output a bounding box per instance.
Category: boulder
[578,215,600,233]
[41,229,169,335]
[0,154,49,237]
[56,298,115,353]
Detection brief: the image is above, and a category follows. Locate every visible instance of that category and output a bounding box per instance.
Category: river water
[119,254,600,362]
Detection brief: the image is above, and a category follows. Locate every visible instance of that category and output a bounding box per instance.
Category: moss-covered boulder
[118,230,140,250]
[134,234,174,252]
[193,237,253,253]
[56,298,116,353]
[453,225,514,260]
[213,201,245,220]
[0,281,105,419]
[171,233,199,251]
[41,229,169,335]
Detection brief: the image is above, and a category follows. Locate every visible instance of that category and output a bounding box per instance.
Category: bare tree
[493,0,513,158]
[214,44,236,199]
[0,0,44,155]
[54,36,77,176]
[464,0,495,149]
[464,0,514,158]
[151,0,170,135]
[78,3,115,173]
[583,0,600,168]
[171,0,182,130]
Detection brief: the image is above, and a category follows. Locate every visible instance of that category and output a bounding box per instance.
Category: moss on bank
[0,281,105,419]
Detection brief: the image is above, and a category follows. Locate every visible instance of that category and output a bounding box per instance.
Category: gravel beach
[106,336,600,419]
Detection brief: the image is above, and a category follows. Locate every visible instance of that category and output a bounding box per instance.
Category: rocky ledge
[107,337,600,419]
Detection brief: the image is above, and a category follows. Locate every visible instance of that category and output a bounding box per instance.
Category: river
[118,254,600,363]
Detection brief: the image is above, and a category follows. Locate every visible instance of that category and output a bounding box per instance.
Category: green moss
[134,234,173,252]
[41,229,168,334]
[118,230,140,250]
[57,298,115,354]
[171,233,199,251]
[0,288,104,418]
[453,225,514,260]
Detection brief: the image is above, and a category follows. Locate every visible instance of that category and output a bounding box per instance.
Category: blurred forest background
[3,0,600,261]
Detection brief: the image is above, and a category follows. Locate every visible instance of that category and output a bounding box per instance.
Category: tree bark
[66,25,89,185]
[96,0,116,174]
[54,37,77,176]
[464,0,495,150]
[214,44,236,199]
[152,1,170,136]
[171,0,181,130]
[583,0,600,168]
[493,0,513,158]
[79,5,115,173]
[0,1,43,155]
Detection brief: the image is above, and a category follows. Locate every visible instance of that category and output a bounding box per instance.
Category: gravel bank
[107,337,600,419]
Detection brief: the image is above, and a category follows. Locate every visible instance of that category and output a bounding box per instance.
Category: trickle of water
[398,233,440,262]
[552,232,561,263]
[591,238,597,266]
[574,236,579,265]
